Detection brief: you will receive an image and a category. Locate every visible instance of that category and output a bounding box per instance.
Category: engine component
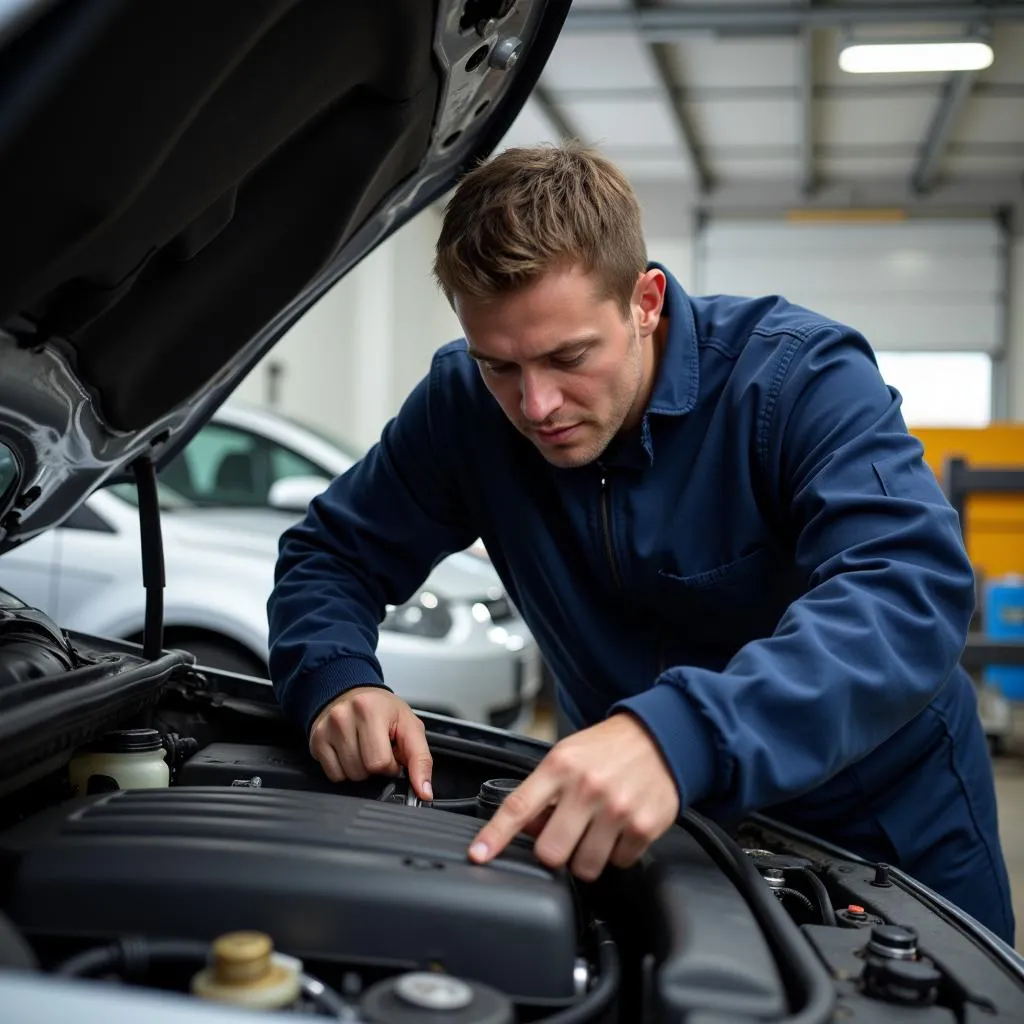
[475,778,519,818]
[870,863,893,888]
[51,935,349,1016]
[175,742,340,793]
[190,931,301,1011]
[857,922,943,1005]
[835,904,884,929]
[861,956,942,1007]
[67,729,169,796]
[0,786,579,1000]
[759,866,816,917]
[360,971,514,1024]
[866,924,919,961]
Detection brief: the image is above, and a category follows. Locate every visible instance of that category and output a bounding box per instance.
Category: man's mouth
[533,423,580,444]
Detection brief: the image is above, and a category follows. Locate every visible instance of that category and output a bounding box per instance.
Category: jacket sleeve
[267,350,478,734]
[613,325,976,818]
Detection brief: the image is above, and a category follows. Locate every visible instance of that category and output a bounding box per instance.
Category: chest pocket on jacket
[655,544,794,649]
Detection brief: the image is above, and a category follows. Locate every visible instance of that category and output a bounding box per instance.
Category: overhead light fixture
[838,40,994,74]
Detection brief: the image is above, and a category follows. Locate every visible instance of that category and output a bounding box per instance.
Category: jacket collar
[644,261,700,419]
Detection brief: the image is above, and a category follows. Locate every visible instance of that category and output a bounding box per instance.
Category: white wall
[646,238,695,295]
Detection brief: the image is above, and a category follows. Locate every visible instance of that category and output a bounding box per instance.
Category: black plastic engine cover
[0,787,578,999]
[175,741,343,792]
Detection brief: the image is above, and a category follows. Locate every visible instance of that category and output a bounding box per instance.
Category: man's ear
[633,268,667,337]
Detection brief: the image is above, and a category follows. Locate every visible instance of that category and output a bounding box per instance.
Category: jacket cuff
[291,657,391,736]
[611,683,719,808]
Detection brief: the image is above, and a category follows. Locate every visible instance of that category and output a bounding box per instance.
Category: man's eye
[552,352,586,368]
[484,362,514,375]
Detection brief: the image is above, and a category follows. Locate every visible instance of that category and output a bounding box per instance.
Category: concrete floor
[525,706,1024,951]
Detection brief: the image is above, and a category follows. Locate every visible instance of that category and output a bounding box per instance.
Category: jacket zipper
[599,465,623,591]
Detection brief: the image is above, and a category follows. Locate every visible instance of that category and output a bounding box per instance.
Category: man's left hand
[467,712,680,880]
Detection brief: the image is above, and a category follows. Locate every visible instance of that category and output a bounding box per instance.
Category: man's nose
[520,369,562,424]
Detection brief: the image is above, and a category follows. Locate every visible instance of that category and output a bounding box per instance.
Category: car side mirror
[267,475,330,513]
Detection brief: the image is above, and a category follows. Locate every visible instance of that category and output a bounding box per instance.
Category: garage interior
[225,1,1024,948]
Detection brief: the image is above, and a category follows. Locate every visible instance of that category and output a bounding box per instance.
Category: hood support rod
[131,455,165,660]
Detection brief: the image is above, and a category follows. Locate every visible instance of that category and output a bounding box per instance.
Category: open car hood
[0,0,570,554]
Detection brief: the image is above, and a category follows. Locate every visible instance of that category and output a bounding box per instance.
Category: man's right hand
[308,686,433,801]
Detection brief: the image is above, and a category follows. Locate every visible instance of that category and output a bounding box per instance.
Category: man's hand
[467,712,679,880]
[309,686,433,800]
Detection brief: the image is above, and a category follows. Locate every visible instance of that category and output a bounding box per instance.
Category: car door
[49,502,139,626]
[0,530,60,613]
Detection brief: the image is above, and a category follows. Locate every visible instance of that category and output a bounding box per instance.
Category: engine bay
[1,611,1023,1022]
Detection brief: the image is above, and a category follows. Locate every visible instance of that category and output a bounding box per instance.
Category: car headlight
[381,591,453,639]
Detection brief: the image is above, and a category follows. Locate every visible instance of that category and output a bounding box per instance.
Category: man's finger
[608,828,651,870]
[330,716,368,780]
[468,770,559,864]
[394,710,433,801]
[357,717,401,778]
[532,795,593,871]
[569,815,621,881]
[313,739,345,784]
[520,806,554,838]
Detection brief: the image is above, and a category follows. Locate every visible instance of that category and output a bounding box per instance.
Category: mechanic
[267,143,1015,945]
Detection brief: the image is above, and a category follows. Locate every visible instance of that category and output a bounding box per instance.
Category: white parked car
[0,483,541,731]
[160,402,477,529]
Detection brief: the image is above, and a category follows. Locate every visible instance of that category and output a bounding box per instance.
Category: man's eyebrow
[467,336,599,363]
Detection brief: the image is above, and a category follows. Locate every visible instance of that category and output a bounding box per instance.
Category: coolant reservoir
[68,728,169,795]
[191,931,302,1011]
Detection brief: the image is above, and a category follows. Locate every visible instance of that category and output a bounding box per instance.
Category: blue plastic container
[983,576,1024,700]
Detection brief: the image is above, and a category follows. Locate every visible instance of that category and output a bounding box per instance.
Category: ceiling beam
[564,3,1024,37]
[635,1,712,194]
[631,176,1024,235]
[532,83,580,142]
[911,70,981,196]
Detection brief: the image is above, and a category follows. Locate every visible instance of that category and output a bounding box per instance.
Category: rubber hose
[792,866,838,927]
[775,886,817,914]
[55,938,208,977]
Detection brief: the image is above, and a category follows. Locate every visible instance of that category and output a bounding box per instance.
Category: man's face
[455,265,666,469]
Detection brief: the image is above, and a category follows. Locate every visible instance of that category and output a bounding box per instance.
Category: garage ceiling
[499,1,1024,218]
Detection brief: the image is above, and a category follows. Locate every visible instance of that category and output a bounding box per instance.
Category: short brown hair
[433,143,647,316]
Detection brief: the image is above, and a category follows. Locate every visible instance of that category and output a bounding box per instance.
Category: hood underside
[0,0,569,552]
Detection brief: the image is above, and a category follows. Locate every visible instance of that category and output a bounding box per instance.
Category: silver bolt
[489,36,523,71]
[394,973,473,1011]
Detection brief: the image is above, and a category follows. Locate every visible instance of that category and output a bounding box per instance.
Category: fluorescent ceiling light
[839,41,994,74]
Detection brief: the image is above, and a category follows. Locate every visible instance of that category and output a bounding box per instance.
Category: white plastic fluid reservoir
[68,728,169,795]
